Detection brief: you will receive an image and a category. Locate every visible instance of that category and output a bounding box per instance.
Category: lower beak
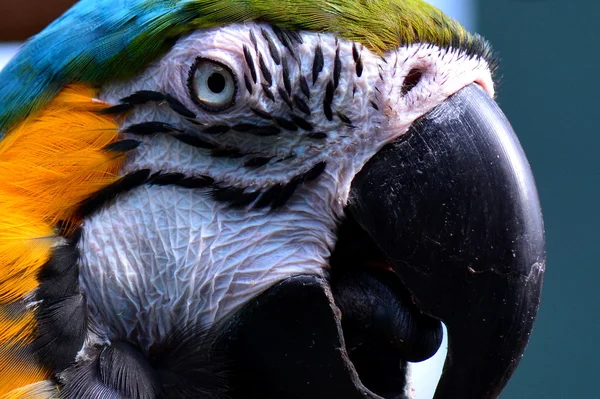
[347,83,546,398]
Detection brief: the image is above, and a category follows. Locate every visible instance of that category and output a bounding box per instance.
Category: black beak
[217,83,545,399]
[347,83,545,398]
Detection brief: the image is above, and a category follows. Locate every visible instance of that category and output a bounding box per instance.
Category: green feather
[0,0,490,136]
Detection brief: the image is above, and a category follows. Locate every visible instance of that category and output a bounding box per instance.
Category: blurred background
[0,1,597,398]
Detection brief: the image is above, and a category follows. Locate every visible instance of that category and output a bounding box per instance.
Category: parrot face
[81,23,494,348]
[0,2,545,399]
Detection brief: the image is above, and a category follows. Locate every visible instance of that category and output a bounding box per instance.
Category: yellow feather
[0,380,58,399]
[0,84,125,392]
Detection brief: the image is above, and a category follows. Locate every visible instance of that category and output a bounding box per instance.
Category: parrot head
[0,1,545,398]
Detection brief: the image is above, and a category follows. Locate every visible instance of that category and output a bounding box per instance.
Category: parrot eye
[189,58,237,111]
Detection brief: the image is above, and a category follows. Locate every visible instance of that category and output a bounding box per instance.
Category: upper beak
[216,83,545,399]
[347,83,546,398]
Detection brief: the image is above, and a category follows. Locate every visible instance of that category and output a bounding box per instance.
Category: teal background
[478,1,600,398]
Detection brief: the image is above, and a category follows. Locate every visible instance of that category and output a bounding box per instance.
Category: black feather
[61,342,160,399]
[102,139,141,153]
[149,327,229,399]
[164,94,196,119]
[100,103,134,114]
[121,90,166,105]
[308,132,327,140]
[273,117,297,131]
[37,244,80,300]
[258,54,273,86]
[211,187,261,208]
[244,157,272,168]
[243,45,257,84]
[353,44,363,77]
[244,74,254,94]
[125,122,179,136]
[99,341,161,399]
[299,75,310,99]
[278,87,293,110]
[232,123,260,132]
[282,59,292,95]
[245,126,281,137]
[172,133,216,150]
[293,95,311,115]
[211,147,244,158]
[78,170,151,218]
[250,107,273,120]
[298,161,327,183]
[262,84,275,102]
[203,125,231,135]
[333,47,342,89]
[336,111,352,125]
[34,293,87,372]
[254,184,284,208]
[312,44,324,84]
[261,28,281,65]
[291,115,313,131]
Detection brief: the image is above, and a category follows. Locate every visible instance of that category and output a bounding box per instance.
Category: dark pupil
[207,72,226,94]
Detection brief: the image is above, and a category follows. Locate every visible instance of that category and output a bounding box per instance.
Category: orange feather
[0,84,126,394]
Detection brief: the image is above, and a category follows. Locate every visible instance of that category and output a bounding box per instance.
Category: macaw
[0,1,545,398]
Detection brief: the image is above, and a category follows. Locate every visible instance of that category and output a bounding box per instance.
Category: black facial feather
[244,157,272,168]
[210,147,245,158]
[312,44,324,84]
[278,87,293,110]
[232,123,260,132]
[244,74,254,94]
[121,90,166,105]
[333,47,342,89]
[203,125,231,134]
[243,45,257,84]
[323,80,335,121]
[290,115,313,131]
[254,184,284,208]
[299,75,310,99]
[308,132,327,140]
[271,26,302,62]
[172,133,216,149]
[102,139,141,153]
[293,95,311,115]
[211,187,261,208]
[148,172,214,189]
[282,59,292,95]
[250,107,273,120]
[273,116,298,131]
[101,102,134,114]
[249,29,258,49]
[126,121,180,136]
[261,28,281,65]
[258,53,273,86]
[78,169,151,218]
[164,94,197,119]
[261,84,275,101]
[336,111,353,125]
[353,44,364,77]
[245,126,281,137]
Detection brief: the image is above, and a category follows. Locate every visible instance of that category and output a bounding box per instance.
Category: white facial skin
[78,22,493,350]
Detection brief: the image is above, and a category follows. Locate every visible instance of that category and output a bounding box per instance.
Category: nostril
[401,68,424,95]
